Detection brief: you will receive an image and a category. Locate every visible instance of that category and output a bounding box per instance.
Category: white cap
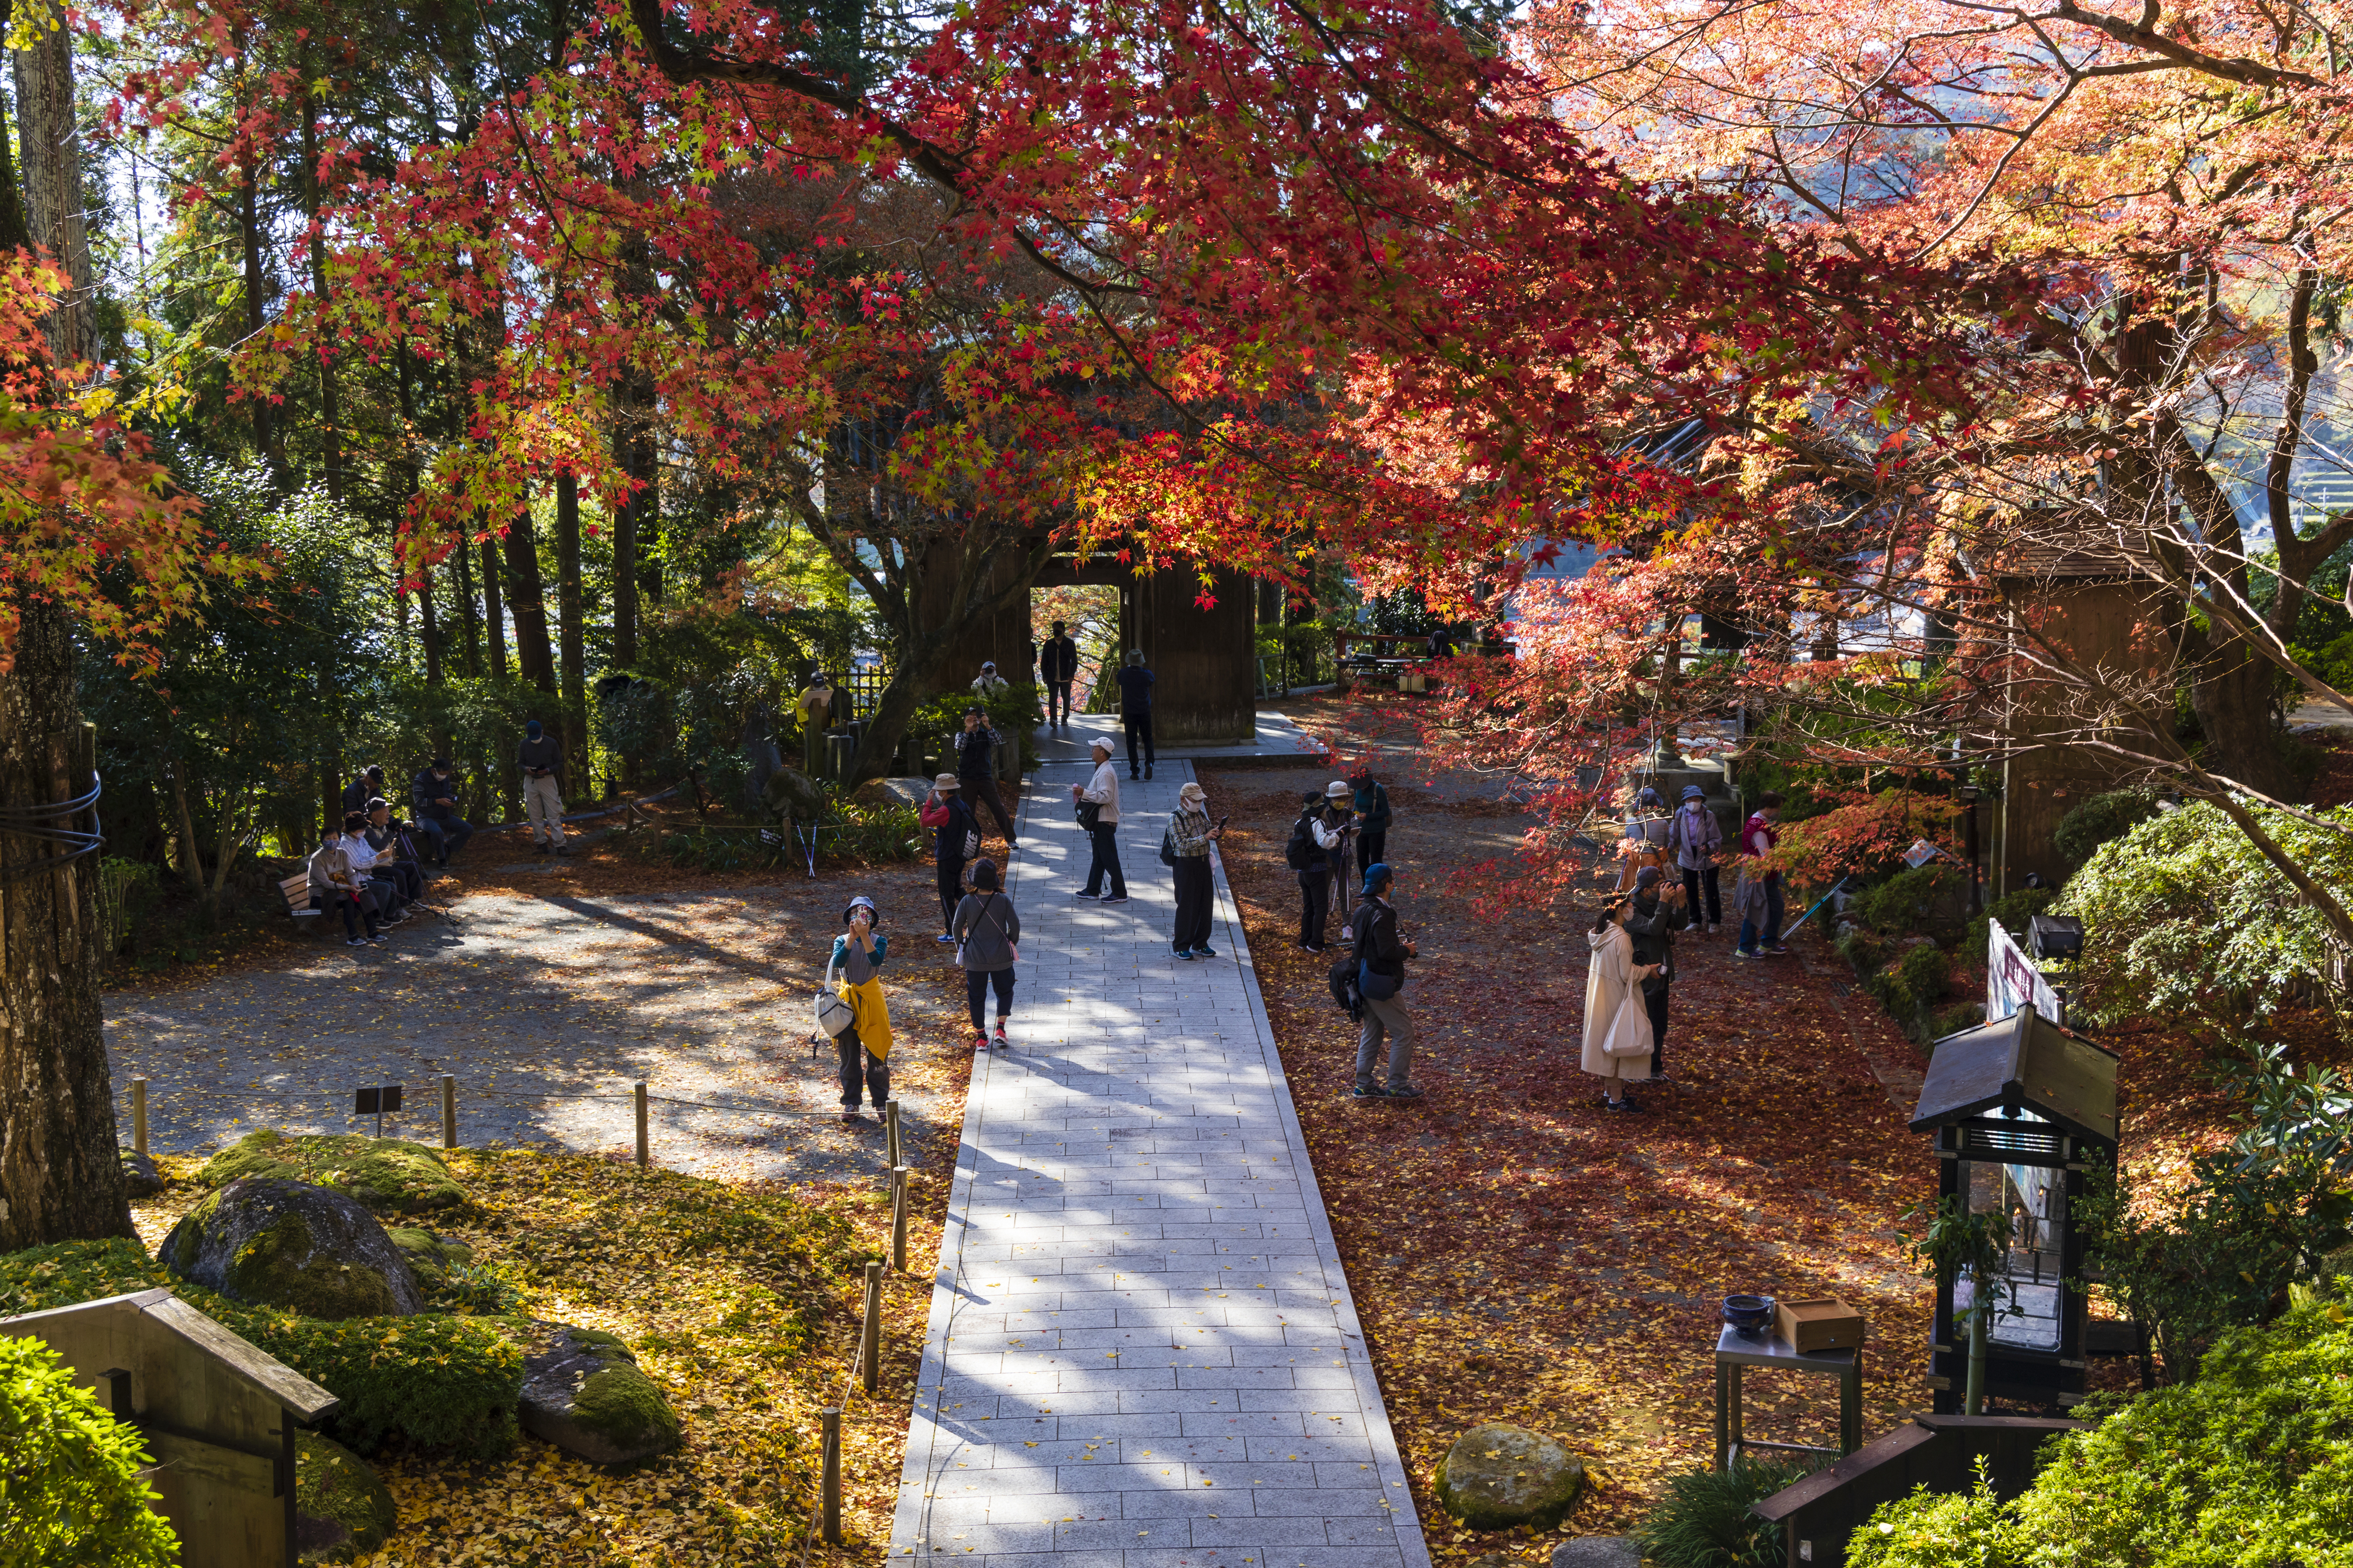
[1091,736,1115,755]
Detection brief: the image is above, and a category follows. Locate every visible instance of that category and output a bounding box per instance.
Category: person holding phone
[830,895,892,1123]
[1168,780,1222,959]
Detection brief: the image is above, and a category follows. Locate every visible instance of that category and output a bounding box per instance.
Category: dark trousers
[313,889,379,939]
[361,874,404,919]
[1765,877,1787,946]
[838,1025,889,1111]
[1123,711,1155,774]
[1298,869,1331,948]
[1172,856,1214,951]
[937,858,966,933]
[966,776,1016,840]
[379,860,424,909]
[1645,983,1670,1076]
[1681,865,1721,926]
[1047,681,1073,723]
[965,968,1015,1029]
[1083,824,1125,897]
[1357,830,1387,888]
[417,816,472,864]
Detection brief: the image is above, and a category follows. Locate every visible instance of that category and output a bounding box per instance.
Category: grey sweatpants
[1355,993,1415,1092]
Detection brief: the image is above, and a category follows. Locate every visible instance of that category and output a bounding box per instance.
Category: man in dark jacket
[918,773,981,940]
[1040,620,1081,726]
[1350,863,1421,1099]
[409,759,474,868]
[1627,866,1689,1079]
[340,765,385,818]
[1115,649,1156,780]
[953,705,1016,844]
[518,719,568,854]
[1289,787,1349,952]
[1348,765,1392,890]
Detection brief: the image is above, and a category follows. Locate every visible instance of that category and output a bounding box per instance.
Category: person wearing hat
[1069,735,1128,901]
[1285,782,1353,951]
[952,859,1021,1049]
[971,659,1010,696]
[829,896,892,1123]
[1616,783,1671,892]
[1115,649,1156,780]
[1625,864,1688,1079]
[919,773,984,939]
[954,704,1016,844]
[408,756,474,868]
[1351,862,1422,1099]
[1040,620,1081,726]
[1668,783,1724,933]
[1168,780,1222,959]
[339,763,387,818]
[1348,765,1392,891]
[518,719,568,855]
[361,798,426,910]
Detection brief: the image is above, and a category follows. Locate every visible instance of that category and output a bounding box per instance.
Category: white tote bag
[814,952,858,1039]
[1601,992,1654,1057]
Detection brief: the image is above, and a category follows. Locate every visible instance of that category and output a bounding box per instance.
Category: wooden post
[892,1166,911,1275]
[440,1074,456,1150]
[820,1406,842,1544]
[634,1081,649,1170]
[131,1077,146,1157]
[861,1259,882,1393]
[885,1097,902,1168]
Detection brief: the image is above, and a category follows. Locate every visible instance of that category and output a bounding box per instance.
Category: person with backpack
[1288,785,1350,952]
[1165,780,1222,959]
[1351,863,1421,1099]
[829,895,892,1124]
[919,773,982,942]
[952,859,1021,1050]
[1617,784,1672,892]
[1349,766,1392,890]
[954,704,1016,845]
[1069,735,1128,902]
[1668,783,1724,933]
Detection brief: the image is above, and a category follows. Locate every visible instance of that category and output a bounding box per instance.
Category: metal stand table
[1714,1326,1863,1470]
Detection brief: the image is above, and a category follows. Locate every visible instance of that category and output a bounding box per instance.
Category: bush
[1837,925,1889,976]
[0,1333,179,1568]
[1846,1459,2019,1568]
[1857,863,1965,939]
[1930,1000,1985,1039]
[2052,787,2160,872]
[1640,1454,1824,1568]
[1897,942,1951,1005]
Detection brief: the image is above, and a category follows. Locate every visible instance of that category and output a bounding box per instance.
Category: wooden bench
[279,872,319,920]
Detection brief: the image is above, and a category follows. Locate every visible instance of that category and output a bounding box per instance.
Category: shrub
[1930,1000,1985,1040]
[1963,888,2054,958]
[1836,925,1889,976]
[2052,787,2161,872]
[1639,1454,1824,1568]
[1857,864,1965,939]
[1846,1459,2019,1568]
[1897,942,1951,1005]
[0,1333,178,1568]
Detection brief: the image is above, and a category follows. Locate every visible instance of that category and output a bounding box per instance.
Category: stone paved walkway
[891,762,1431,1567]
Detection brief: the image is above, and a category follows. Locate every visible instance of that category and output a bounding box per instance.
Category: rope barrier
[0,770,104,886]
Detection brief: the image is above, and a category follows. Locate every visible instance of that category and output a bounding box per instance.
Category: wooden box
[1777,1296,1866,1353]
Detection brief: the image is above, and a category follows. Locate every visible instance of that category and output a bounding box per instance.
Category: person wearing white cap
[1283,782,1353,952]
[971,660,1009,695]
[1069,736,1128,901]
[919,772,982,939]
[1166,780,1222,958]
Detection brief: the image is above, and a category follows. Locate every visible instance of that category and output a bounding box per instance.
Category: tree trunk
[555,473,588,785]
[0,602,130,1247]
[452,535,481,677]
[418,555,444,686]
[611,385,650,670]
[479,532,508,680]
[2188,630,2292,797]
[298,75,344,502]
[9,4,89,371]
[499,506,558,703]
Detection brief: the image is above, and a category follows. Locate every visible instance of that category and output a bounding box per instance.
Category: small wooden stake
[820,1405,842,1544]
[131,1077,146,1157]
[634,1081,649,1170]
[891,1166,911,1275]
[861,1260,882,1394]
[885,1097,902,1167]
[440,1074,456,1150]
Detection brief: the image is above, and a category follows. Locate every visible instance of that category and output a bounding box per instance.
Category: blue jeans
[1765,879,1786,946]
[1738,919,1760,954]
[416,816,473,864]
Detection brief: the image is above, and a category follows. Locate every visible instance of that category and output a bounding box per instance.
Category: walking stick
[1777,875,1850,943]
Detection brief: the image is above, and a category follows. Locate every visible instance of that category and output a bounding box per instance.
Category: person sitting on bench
[340,764,386,818]
[340,812,409,924]
[362,798,426,910]
[308,825,386,947]
[409,758,474,867]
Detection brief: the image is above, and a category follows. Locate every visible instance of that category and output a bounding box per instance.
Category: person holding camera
[919,773,982,940]
[362,798,426,909]
[1285,783,1352,952]
[409,757,474,867]
[518,719,568,855]
[1168,780,1222,960]
[1626,865,1688,1080]
[1070,736,1128,902]
[829,895,892,1124]
[1351,863,1421,1099]
[954,704,1016,845]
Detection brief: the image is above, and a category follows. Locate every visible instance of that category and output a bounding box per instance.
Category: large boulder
[1435,1423,1585,1532]
[158,1178,424,1319]
[762,766,828,822]
[199,1130,465,1215]
[384,1227,474,1292]
[294,1430,397,1563]
[518,1322,682,1467]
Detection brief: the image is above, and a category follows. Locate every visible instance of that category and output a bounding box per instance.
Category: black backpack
[1327,953,1363,1020]
[1285,814,1316,871]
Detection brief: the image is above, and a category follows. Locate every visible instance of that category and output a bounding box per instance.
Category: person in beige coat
[1581,895,1659,1112]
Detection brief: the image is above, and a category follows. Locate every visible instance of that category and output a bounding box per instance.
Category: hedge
[0,1333,178,1568]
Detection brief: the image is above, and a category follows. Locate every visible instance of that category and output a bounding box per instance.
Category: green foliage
[1638,1454,1823,1568]
[904,683,1043,775]
[1857,863,1965,939]
[1836,925,1889,976]
[294,1430,396,1563]
[2052,787,2161,872]
[198,1130,465,1215]
[2080,1040,2353,1382]
[1849,1299,2353,1567]
[2055,799,2353,1028]
[1930,1000,1985,1039]
[1964,888,2055,958]
[0,1334,179,1568]
[1897,941,1952,1005]
[94,858,158,959]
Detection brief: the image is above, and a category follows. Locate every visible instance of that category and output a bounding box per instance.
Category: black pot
[1722,1293,1775,1339]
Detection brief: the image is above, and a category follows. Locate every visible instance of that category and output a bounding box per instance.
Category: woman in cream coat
[1581,895,1659,1112]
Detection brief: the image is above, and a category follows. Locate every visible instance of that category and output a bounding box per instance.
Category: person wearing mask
[919,773,982,941]
[1287,784,1351,951]
[1349,766,1392,890]
[971,660,1010,696]
[340,764,386,818]
[1581,894,1661,1110]
[1351,863,1421,1099]
[341,813,410,925]
[518,720,568,855]
[362,799,426,910]
[829,895,892,1124]
[952,859,1021,1050]
[1116,649,1156,780]
[1070,735,1128,901]
[1625,865,1688,1080]
[954,705,1016,845]
[1041,620,1081,727]
[1168,780,1222,959]
[409,758,474,868]
[308,821,386,947]
[1668,784,1724,933]
[1740,790,1788,953]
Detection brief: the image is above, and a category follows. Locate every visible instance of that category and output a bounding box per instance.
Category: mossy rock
[294,1430,396,1563]
[158,1178,424,1319]
[518,1322,682,1466]
[383,1227,474,1290]
[119,1149,165,1199]
[199,1130,464,1215]
[1435,1423,1585,1532]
